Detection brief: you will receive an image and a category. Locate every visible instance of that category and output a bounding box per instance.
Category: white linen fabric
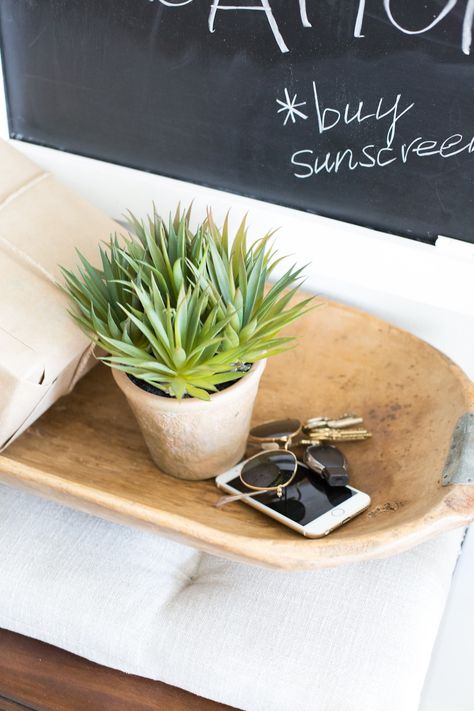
[0,482,463,711]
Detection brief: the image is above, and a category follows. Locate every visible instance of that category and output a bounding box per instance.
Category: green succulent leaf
[61,205,315,399]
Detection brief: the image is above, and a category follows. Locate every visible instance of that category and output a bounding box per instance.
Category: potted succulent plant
[62,207,312,480]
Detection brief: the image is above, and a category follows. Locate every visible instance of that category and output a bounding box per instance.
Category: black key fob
[304,445,350,487]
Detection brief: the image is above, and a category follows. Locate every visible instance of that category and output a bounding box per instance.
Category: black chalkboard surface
[1,1,474,244]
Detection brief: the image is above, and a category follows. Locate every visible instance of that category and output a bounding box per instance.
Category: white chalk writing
[209,1,289,53]
[276,88,308,125]
[147,1,474,55]
[279,83,474,178]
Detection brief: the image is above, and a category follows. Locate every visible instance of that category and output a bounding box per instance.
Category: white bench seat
[0,483,463,711]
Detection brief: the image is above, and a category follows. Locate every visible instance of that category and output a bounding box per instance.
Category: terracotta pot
[112,360,266,480]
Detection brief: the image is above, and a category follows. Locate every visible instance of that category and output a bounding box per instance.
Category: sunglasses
[215,418,355,508]
[215,419,301,508]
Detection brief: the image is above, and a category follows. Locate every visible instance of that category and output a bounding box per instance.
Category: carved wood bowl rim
[0,297,473,570]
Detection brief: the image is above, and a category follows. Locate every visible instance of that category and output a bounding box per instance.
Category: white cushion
[0,483,462,711]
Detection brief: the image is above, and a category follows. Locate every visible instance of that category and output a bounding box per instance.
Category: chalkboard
[1,0,474,244]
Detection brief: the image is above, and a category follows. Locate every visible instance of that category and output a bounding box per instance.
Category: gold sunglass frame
[239,448,299,499]
[248,419,303,451]
[216,420,302,508]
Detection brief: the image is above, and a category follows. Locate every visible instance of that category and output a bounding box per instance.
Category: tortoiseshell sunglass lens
[249,418,301,443]
[240,450,297,490]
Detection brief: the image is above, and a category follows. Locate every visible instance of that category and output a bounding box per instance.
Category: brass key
[300,428,372,446]
[301,414,372,445]
[304,414,364,430]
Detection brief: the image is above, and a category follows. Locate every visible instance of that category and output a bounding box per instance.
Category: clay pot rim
[112,359,267,411]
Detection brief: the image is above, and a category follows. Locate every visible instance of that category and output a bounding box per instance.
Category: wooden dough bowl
[1,300,473,570]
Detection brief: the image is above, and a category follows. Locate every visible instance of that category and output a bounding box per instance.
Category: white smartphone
[216,460,371,538]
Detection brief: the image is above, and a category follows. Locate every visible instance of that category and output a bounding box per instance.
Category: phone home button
[331,508,345,517]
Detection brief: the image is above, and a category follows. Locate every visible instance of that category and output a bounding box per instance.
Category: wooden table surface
[0,629,235,711]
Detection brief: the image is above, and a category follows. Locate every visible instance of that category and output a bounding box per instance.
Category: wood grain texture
[0,628,235,711]
[0,299,473,570]
[0,696,32,711]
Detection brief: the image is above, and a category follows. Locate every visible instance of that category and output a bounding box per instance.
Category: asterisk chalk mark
[276,88,308,125]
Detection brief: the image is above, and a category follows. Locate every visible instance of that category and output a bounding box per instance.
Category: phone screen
[228,462,356,526]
